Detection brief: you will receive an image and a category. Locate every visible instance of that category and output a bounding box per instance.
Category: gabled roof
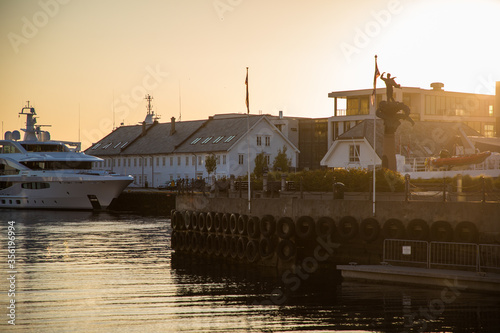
[338,119,384,158]
[85,124,152,156]
[120,120,206,155]
[173,115,262,154]
[172,115,300,154]
[86,114,302,158]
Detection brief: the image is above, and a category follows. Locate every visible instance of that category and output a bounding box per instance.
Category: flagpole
[372,55,379,217]
[246,67,251,213]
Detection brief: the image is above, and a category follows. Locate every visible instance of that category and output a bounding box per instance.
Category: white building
[86,114,299,187]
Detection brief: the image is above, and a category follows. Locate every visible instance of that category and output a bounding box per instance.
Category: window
[192,156,196,165]
[92,143,101,150]
[489,105,494,116]
[190,137,202,144]
[121,142,129,148]
[224,135,236,143]
[102,142,112,149]
[185,156,189,166]
[128,159,131,167]
[360,97,369,114]
[216,155,220,165]
[238,154,244,165]
[156,157,159,166]
[117,159,121,167]
[346,98,359,115]
[265,155,270,165]
[139,158,142,167]
[134,158,137,167]
[21,182,50,189]
[177,156,181,166]
[349,144,360,163]
[265,136,270,146]
[202,137,213,144]
[256,136,262,146]
[198,156,202,165]
[162,157,166,166]
[213,136,224,143]
[113,142,122,149]
[170,157,173,166]
[484,124,495,138]
[223,155,226,165]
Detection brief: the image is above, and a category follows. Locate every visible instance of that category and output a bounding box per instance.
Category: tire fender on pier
[454,221,478,243]
[206,233,215,255]
[316,216,336,238]
[430,220,453,242]
[338,216,358,240]
[259,236,276,259]
[246,239,260,263]
[198,212,206,232]
[221,236,231,257]
[295,216,315,239]
[277,217,295,239]
[247,216,261,239]
[214,213,223,233]
[382,218,405,239]
[171,231,179,250]
[206,212,215,233]
[237,236,247,260]
[222,213,231,234]
[277,239,297,261]
[184,211,192,230]
[407,219,429,240]
[230,214,239,234]
[359,218,380,242]
[190,211,198,231]
[260,215,276,237]
[229,236,238,259]
[237,215,248,235]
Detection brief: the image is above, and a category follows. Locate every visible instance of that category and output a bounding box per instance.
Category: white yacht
[0,102,133,210]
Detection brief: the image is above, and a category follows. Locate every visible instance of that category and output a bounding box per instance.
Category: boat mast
[19,101,38,141]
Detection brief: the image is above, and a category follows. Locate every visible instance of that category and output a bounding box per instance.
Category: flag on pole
[245,67,249,114]
[371,55,380,106]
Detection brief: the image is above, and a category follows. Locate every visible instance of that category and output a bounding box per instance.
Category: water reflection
[0,210,498,332]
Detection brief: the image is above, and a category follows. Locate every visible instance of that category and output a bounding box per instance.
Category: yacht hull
[0,174,132,210]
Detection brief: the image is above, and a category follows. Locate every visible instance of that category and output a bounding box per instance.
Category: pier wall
[176,195,500,236]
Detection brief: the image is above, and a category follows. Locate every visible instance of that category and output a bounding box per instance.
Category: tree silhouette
[205,154,217,176]
[273,145,291,172]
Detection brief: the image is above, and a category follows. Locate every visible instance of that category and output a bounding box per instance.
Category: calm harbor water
[1,210,499,332]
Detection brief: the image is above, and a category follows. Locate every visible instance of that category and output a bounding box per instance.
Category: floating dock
[337,264,500,293]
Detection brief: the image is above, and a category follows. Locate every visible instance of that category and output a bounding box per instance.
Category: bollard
[457,174,464,202]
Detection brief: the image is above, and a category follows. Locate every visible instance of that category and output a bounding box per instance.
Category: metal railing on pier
[383,239,500,273]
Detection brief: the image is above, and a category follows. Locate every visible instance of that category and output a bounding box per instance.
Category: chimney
[496,81,500,137]
[170,117,176,135]
[141,121,146,136]
[279,110,283,119]
[430,82,444,91]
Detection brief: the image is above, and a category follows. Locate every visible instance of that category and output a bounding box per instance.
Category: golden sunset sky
[1,0,499,149]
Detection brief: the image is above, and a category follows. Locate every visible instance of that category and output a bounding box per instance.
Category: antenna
[178,80,182,122]
[145,94,153,115]
[112,90,115,130]
[78,103,81,142]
